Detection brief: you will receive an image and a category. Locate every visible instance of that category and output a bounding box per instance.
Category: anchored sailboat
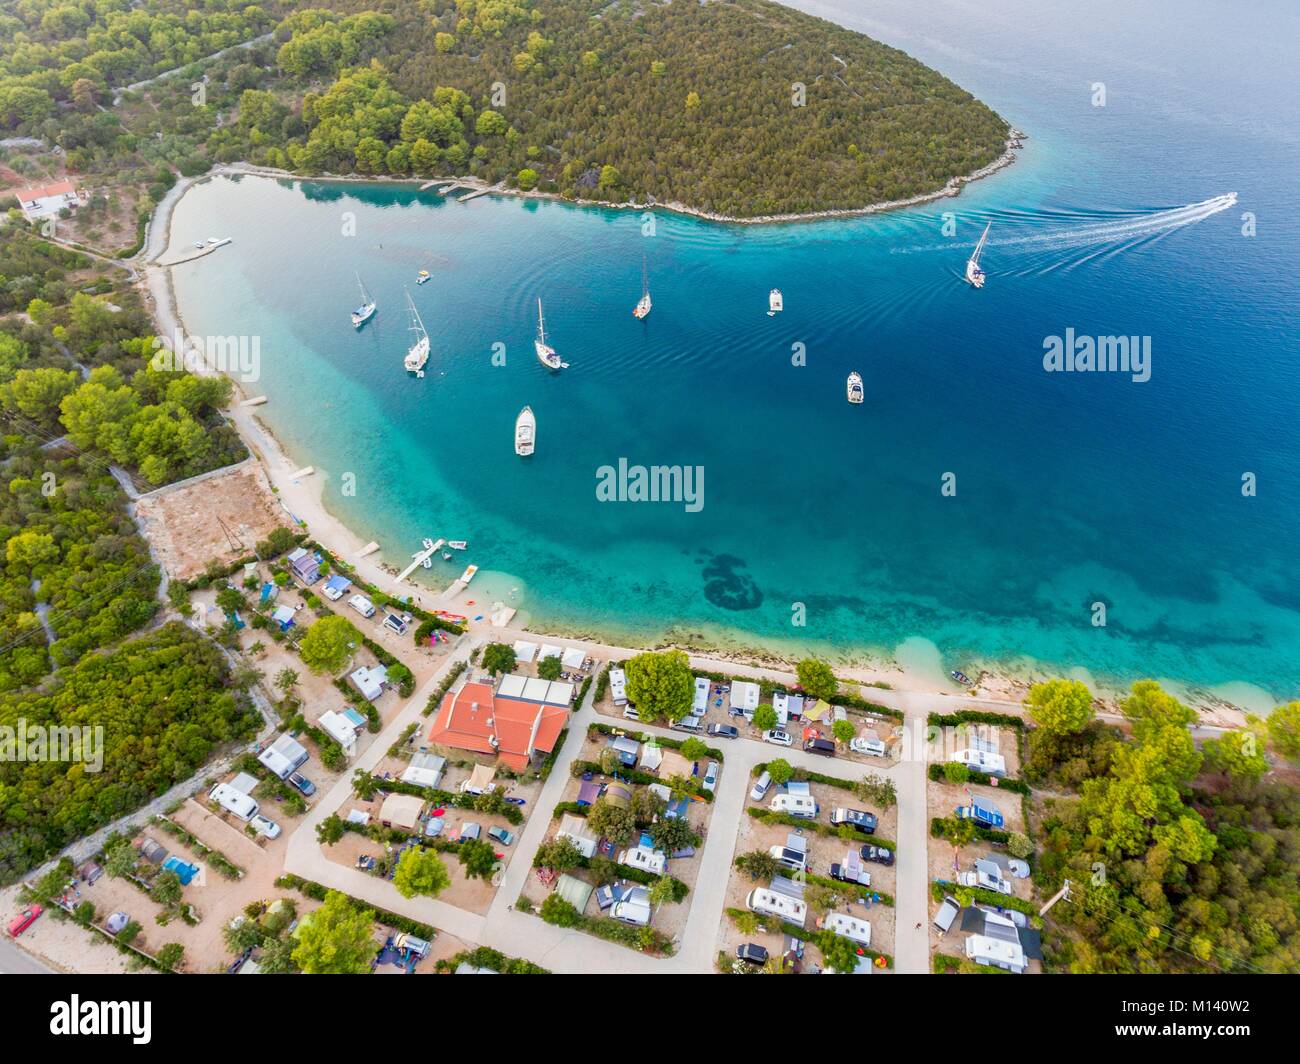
[403,288,429,377]
[965,223,991,288]
[351,273,376,328]
[846,371,864,404]
[633,255,652,319]
[515,406,535,456]
[534,298,568,370]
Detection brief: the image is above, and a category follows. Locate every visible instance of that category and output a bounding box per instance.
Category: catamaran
[632,255,652,319]
[515,406,535,456]
[351,274,376,328]
[768,288,783,315]
[403,288,429,377]
[847,371,864,404]
[965,223,991,288]
[534,298,568,370]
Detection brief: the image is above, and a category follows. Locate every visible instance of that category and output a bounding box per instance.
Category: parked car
[703,761,720,793]
[707,723,739,739]
[622,704,640,721]
[287,772,316,796]
[487,826,515,846]
[830,807,877,834]
[850,736,887,757]
[750,770,772,802]
[250,814,281,839]
[764,729,793,747]
[382,613,409,636]
[829,862,872,887]
[7,905,42,937]
[736,943,769,966]
[348,594,376,619]
[859,844,894,865]
[803,737,836,756]
[770,845,809,872]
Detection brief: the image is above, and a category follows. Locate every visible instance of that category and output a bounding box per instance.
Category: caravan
[770,794,818,819]
[822,911,872,947]
[746,887,807,927]
[209,782,259,822]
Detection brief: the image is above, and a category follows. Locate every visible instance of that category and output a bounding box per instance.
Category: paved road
[284,637,933,973]
[0,936,53,975]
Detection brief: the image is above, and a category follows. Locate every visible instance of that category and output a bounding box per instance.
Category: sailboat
[350,273,376,328]
[632,255,652,319]
[515,406,535,456]
[403,288,429,377]
[768,288,783,315]
[534,298,568,370]
[965,223,991,288]
[846,371,864,404]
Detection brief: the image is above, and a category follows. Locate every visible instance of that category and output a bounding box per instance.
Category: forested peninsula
[0,0,1013,223]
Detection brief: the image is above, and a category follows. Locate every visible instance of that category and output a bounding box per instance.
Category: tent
[554,874,593,914]
[401,753,446,790]
[512,641,538,663]
[379,793,424,831]
[105,912,130,935]
[462,763,498,795]
[538,644,563,665]
[561,647,586,669]
[576,780,600,806]
[804,699,832,723]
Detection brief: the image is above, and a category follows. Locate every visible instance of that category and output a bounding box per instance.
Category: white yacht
[847,371,864,404]
[351,273,376,328]
[515,406,535,457]
[534,298,567,370]
[447,540,468,551]
[415,269,431,285]
[633,255,651,319]
[403,288,429,376]
[965,223,990,288]
[768,288,783,315]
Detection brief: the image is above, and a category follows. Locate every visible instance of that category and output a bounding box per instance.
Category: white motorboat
[534,298,567,370]
[351,273,376,328]
[965,223,990,288]
[447,540,468,550]
[404,288,429,376]
[847,371,864,404]
[768,288,783,315]
[515,406,535,456]
[416,269,431,285]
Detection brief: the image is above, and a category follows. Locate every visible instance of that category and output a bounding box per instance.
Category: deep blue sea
[170,0,1300,706]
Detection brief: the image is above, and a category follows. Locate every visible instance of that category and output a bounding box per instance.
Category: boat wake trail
[896,193,1238,260]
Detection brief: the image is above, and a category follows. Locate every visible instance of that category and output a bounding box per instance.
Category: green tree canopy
[298,615,361,674]
[290,890,377,974]
[624,649,693,723]
[1027,678,1095,736]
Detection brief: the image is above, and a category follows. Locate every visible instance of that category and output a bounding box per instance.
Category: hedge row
[148,816,243,880]
[929,816,1010,845]
[275,874,437,939]
[734,855,894,907]
[723,909,893,969]
[927,763,1031,795]
[423,661,467,717]
[745,807,896,849]
[588,721,725,762]
[930,879,1037,916]
[928,709,1026,731]
[570,759,714,803]
[436,946,549,974]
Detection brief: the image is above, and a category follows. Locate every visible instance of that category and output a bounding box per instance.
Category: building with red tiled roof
[427,677,568,773]
[11,180,81,221]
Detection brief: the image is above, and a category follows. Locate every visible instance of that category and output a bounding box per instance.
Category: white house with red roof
[11,180,83,221]
[427,675,569,773]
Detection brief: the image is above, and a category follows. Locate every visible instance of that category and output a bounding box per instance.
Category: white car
[763,729,793,747]
[703,761,719,793]
[250,814,281,839]
[850,737,887,757]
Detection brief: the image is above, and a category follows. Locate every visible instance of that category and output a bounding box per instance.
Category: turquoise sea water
[170,0,1300,700]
